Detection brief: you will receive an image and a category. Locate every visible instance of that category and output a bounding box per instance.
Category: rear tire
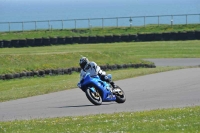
[114,86,126,103]
[85,87,102,105]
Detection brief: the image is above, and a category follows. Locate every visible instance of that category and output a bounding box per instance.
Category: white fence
[0,13,199,32]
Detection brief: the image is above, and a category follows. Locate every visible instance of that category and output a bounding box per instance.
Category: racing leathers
[78,61,115,88]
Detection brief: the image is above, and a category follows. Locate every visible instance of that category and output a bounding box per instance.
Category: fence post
[186,15,187,25]
[35,21,37,31]
[62,20,64,30]
[22,22,24,32]
[116,17,118,28]
[144,16,146,27]
[48,20,50,30]
[158,16,160,26]
[102,18,104,29]
[171,15,173,27]
[8,22,10,32]
[88,18,90,28]
[129,17,132,27]
[75,19,76,29]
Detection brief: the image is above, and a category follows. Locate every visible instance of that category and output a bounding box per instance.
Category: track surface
[0,59,200,121]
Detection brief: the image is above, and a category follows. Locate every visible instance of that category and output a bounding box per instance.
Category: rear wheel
[114,86,126,103]
[85,87,102,105]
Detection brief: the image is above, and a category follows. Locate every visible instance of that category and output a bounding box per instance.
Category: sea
[0,0,200,32]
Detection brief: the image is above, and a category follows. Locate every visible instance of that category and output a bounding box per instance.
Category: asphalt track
[0,59,200,121]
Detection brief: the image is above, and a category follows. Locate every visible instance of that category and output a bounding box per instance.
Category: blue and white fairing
[80,73,116,102]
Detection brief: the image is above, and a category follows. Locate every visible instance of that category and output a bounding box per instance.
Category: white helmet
[79,57,89,70]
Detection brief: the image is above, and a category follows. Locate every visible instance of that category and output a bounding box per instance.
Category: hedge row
[0,31,200,48]
[0,63,156,80]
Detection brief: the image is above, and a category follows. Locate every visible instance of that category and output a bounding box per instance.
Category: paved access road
[145,58,200,67]
[0,59,200,121]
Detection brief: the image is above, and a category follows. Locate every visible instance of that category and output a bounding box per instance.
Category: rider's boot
[110,81,117,89]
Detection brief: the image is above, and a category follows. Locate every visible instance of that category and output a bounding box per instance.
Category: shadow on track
[52,103,116,108]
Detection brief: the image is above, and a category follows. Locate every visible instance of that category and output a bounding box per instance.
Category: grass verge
[0,40,200,74]
[0,106,199,133]
[0,24,200,40]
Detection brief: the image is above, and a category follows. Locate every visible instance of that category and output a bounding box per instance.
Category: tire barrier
[162,32,171,41]
[50,37,58,44]
[0,63,156,80]
[35,38,43,46]
[0,31,199,48]
[129,34,137,42]
[137,33,146,42]
[176,31,187,40]
[113,35,121,42]
[195,30,200,40]
[26,38,35,47]
[88,36,97,43]
[104,35,113,43]
[19,39,27,47]
[42,37,50,46]
[65,36,73,44]
[96,36,105,43]
[72,36,80,44]
[0,40,3,48]
[120,34,130,42]
[10,39,19,47]
[79,36,88,44]
[57,36,66,44]
[187,31,195,40]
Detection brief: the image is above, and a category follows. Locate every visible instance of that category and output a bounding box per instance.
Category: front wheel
[114,86,126,103]
[85,87,102,105]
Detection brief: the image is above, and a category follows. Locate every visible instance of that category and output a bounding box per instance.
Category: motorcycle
[77,73,126,105]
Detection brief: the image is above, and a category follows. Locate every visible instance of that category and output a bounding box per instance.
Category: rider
[78,56,116,89]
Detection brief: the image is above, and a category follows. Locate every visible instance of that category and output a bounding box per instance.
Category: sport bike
[78,73,126,105]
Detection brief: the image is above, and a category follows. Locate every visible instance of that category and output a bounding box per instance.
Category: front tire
[85,87,102,105]
[114,86,126,103]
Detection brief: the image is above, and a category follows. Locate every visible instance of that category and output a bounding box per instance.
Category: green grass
[0,106,199,133]
[0,40,200,74]
[0,24,200,40]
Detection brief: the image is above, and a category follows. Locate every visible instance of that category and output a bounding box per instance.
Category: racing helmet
[79,57,89,70]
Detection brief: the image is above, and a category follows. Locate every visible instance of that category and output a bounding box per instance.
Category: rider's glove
[77,82,81,88]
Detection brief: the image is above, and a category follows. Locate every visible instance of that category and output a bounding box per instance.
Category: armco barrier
[0,63,156,80]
